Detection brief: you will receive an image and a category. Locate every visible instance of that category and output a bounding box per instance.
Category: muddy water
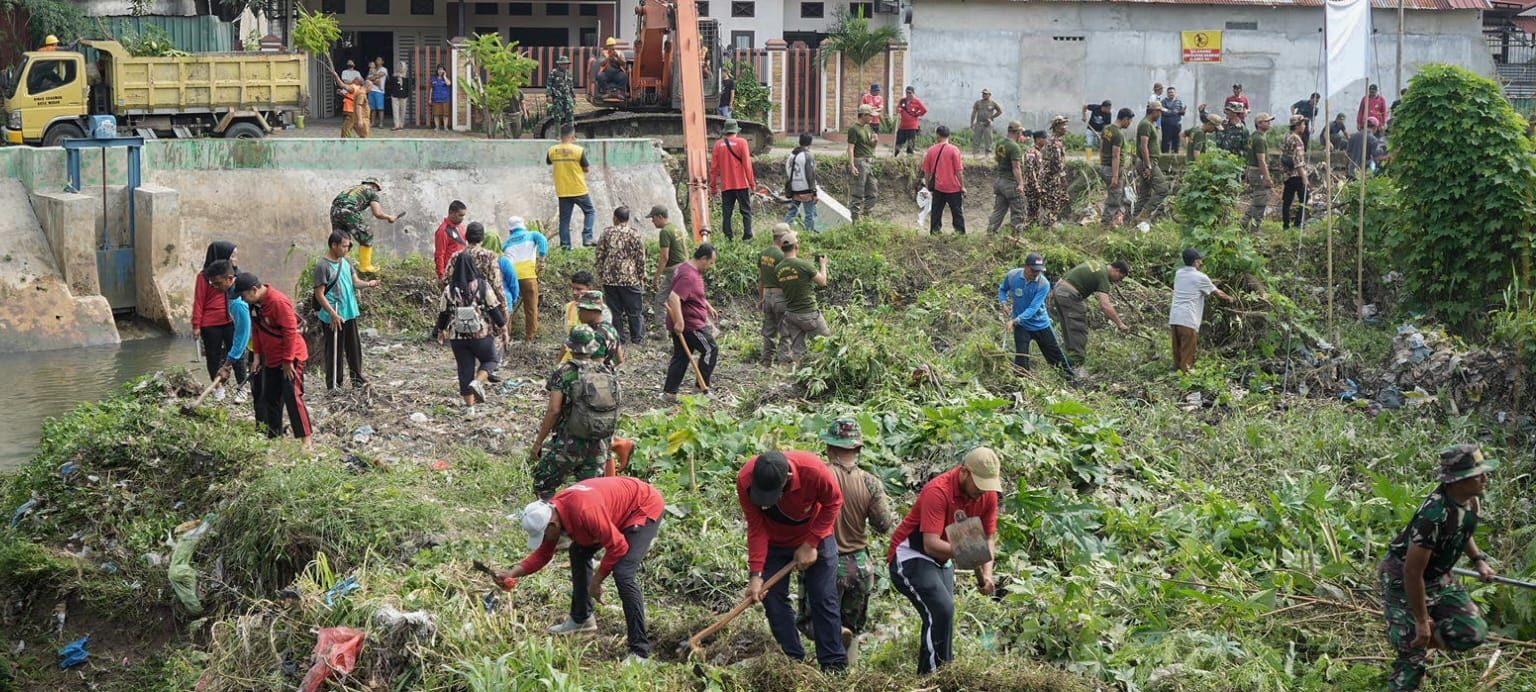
[0,337,192,470]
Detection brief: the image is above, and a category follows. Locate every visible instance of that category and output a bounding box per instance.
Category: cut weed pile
[2,221,1534,691]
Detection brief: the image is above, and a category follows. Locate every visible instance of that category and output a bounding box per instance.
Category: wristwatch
[749,571,763,579]
[1472,553,1489,563]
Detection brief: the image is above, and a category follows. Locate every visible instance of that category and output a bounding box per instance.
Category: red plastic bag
[298,627,365,692]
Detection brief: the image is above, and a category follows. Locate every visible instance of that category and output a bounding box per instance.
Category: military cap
[1439,444,1498,483]
[857,104,875,117]
[647,204,669,219]
[362,177,383,190]
[577,290,605,312]
[1146,100,1165,111]
[1051,114,1069,126]
[1254,112,1275,124]
[1224,101,1247,114]
[821,417,863,449]
[566,324,599,355]
[556,54,571,65]
[1006,120,1024,133]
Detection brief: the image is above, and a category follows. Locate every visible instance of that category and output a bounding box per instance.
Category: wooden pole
[1395,0,1405,98]
[1322,9,1335,344]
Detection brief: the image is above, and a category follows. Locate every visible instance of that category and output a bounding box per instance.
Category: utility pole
[1395,0,1404,96]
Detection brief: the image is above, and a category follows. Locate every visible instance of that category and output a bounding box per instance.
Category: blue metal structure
[64,136,144,313]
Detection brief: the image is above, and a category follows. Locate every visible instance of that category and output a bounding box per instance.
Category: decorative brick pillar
[821,49,841,134]
[450,36,471,132]
[765,39,787,135]
[888,41,907,107]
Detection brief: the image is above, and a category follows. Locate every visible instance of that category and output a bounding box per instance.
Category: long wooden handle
[1453,566,1536,590]
[189,373,226,408]
[679,334,709,392]
[687,562,795,649]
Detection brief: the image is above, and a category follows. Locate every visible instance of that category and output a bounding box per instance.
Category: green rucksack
[563,362,620,440]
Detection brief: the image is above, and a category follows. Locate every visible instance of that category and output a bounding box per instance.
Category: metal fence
[1487,29,1536,105]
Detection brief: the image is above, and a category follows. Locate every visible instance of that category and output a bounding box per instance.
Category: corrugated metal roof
[88,15,239,54]
[1040,0,1489,9]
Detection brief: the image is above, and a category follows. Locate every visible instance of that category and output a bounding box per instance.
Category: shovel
[677,331,709,393]
[1453,567,1536,589]
[946,512,992,570]
[180,372,227,415]
[677,562,795,660]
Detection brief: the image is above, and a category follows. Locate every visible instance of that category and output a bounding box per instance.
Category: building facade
[908,0,1494,133]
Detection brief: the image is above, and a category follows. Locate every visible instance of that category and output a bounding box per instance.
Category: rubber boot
[357,244,379,273]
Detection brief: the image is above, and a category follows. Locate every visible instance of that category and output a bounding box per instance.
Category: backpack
[563,362,620,440]
[447,282,487,337]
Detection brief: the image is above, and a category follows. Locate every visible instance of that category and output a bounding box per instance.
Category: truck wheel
[42,123,85,147]
[223,122,265,139]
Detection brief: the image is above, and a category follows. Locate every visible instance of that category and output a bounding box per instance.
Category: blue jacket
[998,268,1052,331]
[226,294,251,362]
[498,256,521,307]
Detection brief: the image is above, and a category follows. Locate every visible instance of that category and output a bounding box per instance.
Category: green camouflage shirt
[592,320,621,367]
[1386,489,1478,583]
[1215,123,1249,157]
[994,138,1024,183]
[329,184,379,230]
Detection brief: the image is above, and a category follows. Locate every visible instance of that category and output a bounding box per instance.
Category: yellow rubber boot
[357,244,378,273]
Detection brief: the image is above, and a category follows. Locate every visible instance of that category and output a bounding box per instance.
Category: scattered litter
[279,650,299,677]
[482,591,499,613]
[11,640,23,655]
[276,588,302,601]
[409,412,429,424]
[169,514,216,615]
[498,381,523,395]
[99,561,119,574]
[428,460,452,471]
[342,454,371,474]
[387,380,405,387]
[143,552,165,567]
[57,635,90,669]
[1337,379,1359,402]
[1136,221,1151,233]
[56,462,78,480]
[352,424,375,444]
[9,497,38,528]
[1377,387,1405,410]
[52,602,66,636]
[374,604,437,636]
[298,627,365,692]
[324,575,361,607]
[361,328,380,338]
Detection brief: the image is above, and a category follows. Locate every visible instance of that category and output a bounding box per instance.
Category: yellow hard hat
[605,37,617,47]
[44,34,59,46]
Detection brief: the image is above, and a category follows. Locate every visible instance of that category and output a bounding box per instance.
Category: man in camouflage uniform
[1214,101,1250,157]
[529,324,614,499]
[798,417,894,655]
[970,89,1003,155]
[1024,130,1047,225]
[575,289,622,368]
[1243,112,1275,232]
[329,177,398,273]
[1185,113,1222,162]
[1379,444,1497,691]
[1039,115,1072,227]
[546,54,577,133]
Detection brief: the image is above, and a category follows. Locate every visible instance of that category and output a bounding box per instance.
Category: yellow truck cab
[4,39,308,146]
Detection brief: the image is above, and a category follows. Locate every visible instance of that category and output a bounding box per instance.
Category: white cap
[519,500,554,550]
[507,216,526,231]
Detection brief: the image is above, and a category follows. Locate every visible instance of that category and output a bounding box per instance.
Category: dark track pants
[664,327,718,394]
[321,318,365,389]
[256,363,311,439]
[929,190,965,235]
[602,284,645,343]
[450,336,499,396]
[1012,324,1074,379]
[570,518,660,657]
[762,535,846,670]
[199,323,247,384]
[721,188,754,240]
[890,557,957,674]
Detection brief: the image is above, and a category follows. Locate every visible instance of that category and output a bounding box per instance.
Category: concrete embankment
[0,138,681,352]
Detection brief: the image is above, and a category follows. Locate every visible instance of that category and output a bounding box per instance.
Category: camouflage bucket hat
[1439,444,1498,483]
[566,323,599,355]
[1050,115,1069,127]
[577,289,605,312]
[1224,101,1247,114]
[362,177,383,190]
[820,417,863,449]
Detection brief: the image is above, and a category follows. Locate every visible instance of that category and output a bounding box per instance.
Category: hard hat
[44,35,59,46]
[605,37,617,47]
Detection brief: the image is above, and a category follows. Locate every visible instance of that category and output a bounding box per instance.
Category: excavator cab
[584,1,722,111]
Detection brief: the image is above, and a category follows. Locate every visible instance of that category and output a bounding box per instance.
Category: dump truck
[3,39,307,146]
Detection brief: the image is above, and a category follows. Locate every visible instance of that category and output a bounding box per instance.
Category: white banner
[1326,0,1372,98]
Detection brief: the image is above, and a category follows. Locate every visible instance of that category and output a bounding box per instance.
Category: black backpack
[564,362,620,440]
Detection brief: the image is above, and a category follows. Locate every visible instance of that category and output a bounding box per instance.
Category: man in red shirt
[737,450,848,670]
[1357,83,1389,130]
[710,120,757,241]
[235,272,312,446]
[1223,83,1251,124]
[887,447,1003,674]
[433,200,469,280]
[492,477,665,662]
[894,86,927,156]
[920,125,966,235]
[859,83,884,130]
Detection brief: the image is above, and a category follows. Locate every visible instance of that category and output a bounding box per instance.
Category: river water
[0,337,191,471]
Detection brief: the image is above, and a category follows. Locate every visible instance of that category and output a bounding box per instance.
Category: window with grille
[475,2,498,13]
[547,3,571,15]
[697,1,710,15]
[800,2,823,17]
[508,2,533,14]
[411,0,433,14]
[366,0,388,13]
[731,1,754,17]
[322,0,345,13]
[1225,21,1258,30]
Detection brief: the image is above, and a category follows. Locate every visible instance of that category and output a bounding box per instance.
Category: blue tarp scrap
[58,636,90,669]
[9,497,38,528]
[324,575,361,607]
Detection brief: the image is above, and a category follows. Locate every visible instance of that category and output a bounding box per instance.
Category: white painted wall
[76,0,197,16]
[909,1,1494,132]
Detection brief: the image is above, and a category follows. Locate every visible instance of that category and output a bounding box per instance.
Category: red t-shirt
[666,261,712,331]
[737,450,843,572]
[887,466,999,564]
[433,218,468,280]
[921,142,965,194]
[860,93,884,112]
[710,135,757,192]
[518,477,665,579]
[250,285,308,366]
[897,96,927,131]
[192,277,231,330]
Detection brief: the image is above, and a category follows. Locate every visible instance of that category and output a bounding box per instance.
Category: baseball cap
[870,83,880,91]
[1290,114,1308,127]
[982,88,991,95]
[362,177,382,190]
[905,86,915,93]
[1204,114,1224,127]
[1147,100,1165,111]
[771,222,791,238]
[577,290,605,311]
[507,216,526,231]
[1438,444,1499,483]
[605,37,617,46]
[748,451,792,506]
[962,447,1003,493]
[232,272,261,294]
[857,104,874,117]
[1024,252,1045,271]
[1255,112,1275,124]
[566,324,599,355]
[519,500,555,551]
[780,230,800,248]
[647,205,668,219]
[722,119,741,134]
[821,417,863,449]
[1051,114,1069,126]
[1182,248,1205,265]
[1007,120,1024,133]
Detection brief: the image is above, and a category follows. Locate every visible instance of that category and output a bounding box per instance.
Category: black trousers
[1281,176,1308,229]
[664,327,718,394]
[1161,124,1182,153]
[321,318,365,389]
[450,336,499,396]
[929,190,965,235]
[570,518,660,656]
[890,557,957,674]
[762,535,846,670]
[199,323,246,383]
[602,285,645,343]
[721,188,753,240]
[255,363,311,439]
[1012,324,1074,379]
[895,128,918,154]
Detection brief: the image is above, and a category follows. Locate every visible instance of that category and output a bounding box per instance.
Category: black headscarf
[447,251,484,306]
[203,241,237,270]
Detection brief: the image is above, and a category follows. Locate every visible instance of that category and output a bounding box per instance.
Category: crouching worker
[494,477,664,664]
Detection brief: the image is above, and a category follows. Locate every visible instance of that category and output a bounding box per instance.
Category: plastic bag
[168,514,216,615]
[298,627,366,692]
[58,635,90,669]
[915,186,932,228]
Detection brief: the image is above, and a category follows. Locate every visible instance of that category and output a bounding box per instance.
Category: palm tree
[819,8,903,102]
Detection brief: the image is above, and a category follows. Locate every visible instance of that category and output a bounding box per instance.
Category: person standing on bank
[784,133,819,233]
[1379,444,1497,692]
[758,224,790,364]
[387,60,411,131]
[737,449,848,672]
[777,231,831,363]
[1135,100,1170,222]
[193,241,239,399]
[329,177,397,274]
[1168,248,1234,372]
[894,86,927,156]
[1244,112,1275,232]
[368,57,388,129]
[999,253,1073,380]
[1099,108,1133,227]
[1049,260,1130,368]
[971,89,1003,155]
[1160,86,1186,154]
[711,119,757,241]
[920,125,965,235]
[434,243,508,412]
[888,447,1002,675]
[663,244,721,399]
[846,105,879,223]
[1291,92,1320,149]
[548,126,596,249]
[1224,83,1251,123]
[205,261,251,404]
[430,64,452,131]
[236,272,312,446]
[986,121,1029,234]
[434,200,469,281]
[1281,115,1309,230]
[1082,100,1113,149]
[314,231,379,391]
[650,205,688,318]
[1039,116,1071,226]
[594,206,648,344]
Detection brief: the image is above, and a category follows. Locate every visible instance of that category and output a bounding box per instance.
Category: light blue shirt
[315,256,360,324]
[498,256,521,307]
[998,268,1051,331]
[226,294,251,362]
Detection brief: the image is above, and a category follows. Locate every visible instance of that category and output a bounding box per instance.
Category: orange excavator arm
[670,0,713,241]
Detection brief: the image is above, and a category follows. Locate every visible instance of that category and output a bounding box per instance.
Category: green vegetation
[463,33,538,139]
[725,59,771,124]
[818,7,903,96]
[292,6,341,72]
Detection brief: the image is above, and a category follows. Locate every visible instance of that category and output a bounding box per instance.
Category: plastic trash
[1337,379,1360,402]
[324,575,361,607]
[9,497,38,528]
[375,604,437,636]
[352,425,375,444]
[298,627,365,692]
[409,412,429,424]
[429,460,452,472]
[169,514,216,615]
[57,635,90,669]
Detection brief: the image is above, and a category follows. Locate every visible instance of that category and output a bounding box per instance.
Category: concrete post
[822,50,840,134]
[134,185,189,333]
[765,39,787,135]
[450,36,471,132]
[31,192,101,298]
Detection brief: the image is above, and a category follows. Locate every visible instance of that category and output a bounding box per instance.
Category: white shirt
[1168,265,1217,330]
[370,66,388,93]
[340,68,362,85]
[785,150,811,192]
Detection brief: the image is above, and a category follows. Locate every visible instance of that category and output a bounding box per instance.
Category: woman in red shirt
[192,241,238,397]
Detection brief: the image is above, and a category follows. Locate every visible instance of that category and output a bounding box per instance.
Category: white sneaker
[463,404,477,417]
[232,388,249,404]
[547,616,596,635]
[212,386,226,401]
[468,379,487,404]
[622,654,651,666]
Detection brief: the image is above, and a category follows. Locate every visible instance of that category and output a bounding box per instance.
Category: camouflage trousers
[1038,179,1070,227]
[1243,168,1270,231]
[331,215,374,246]
[986,178,1028,233]
[1380,569,1488,691]
[797,549,877,635]
[532,433,608,499]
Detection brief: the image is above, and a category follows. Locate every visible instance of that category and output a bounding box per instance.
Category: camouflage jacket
[1214,123,1250,157]
[1383,489,1478,583]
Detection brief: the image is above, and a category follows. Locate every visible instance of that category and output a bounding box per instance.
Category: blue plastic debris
[482,590,499,613]
[9,498,38,528]
[1337,379,1360,402]
[324,575,361,607]
[58,636,90,669]
[57,463,78,480]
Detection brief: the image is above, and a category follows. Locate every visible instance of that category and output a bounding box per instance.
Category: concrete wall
[908,2,1495,131]
[0,181,119,353]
